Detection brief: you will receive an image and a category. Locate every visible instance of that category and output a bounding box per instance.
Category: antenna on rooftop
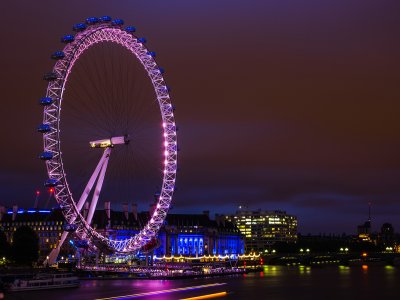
[45,188,54,208]
[368,201,371,222]
[34,190,40,208]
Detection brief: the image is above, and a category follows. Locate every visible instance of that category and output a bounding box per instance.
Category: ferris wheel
[38,16,177,262]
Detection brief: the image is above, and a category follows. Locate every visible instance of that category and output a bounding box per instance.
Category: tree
[11,226,39,266]
[0,230,10,259]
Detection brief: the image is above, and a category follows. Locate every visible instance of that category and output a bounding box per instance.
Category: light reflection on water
[6,266,399,300]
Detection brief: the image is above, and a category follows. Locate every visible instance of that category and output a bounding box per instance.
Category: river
[5,265,399,299]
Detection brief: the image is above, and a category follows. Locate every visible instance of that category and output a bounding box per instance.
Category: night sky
[1,1,399,234]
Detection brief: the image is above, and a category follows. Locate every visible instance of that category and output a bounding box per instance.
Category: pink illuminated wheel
[38,16,177,256]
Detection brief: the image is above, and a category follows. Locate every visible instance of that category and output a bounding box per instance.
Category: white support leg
[46,231,69,265]
[44,148,111,266]
[76,147,111,212]
[86,148,111,225]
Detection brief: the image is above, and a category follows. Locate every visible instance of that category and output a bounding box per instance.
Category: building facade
[225,209,297,252]
[0,205,244,259]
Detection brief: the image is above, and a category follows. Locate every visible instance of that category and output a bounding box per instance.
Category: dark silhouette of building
[379,223,395,247]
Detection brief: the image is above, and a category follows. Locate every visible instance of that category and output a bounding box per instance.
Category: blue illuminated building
[157,212,244,256]
[91,207,244,257]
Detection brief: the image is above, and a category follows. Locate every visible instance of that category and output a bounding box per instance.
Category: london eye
[38,16,177,263]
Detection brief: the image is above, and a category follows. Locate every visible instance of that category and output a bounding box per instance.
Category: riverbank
[76,266,251,280]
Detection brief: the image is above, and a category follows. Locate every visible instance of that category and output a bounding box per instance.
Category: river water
[5,265,399,300]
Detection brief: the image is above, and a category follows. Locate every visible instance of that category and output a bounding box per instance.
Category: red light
[49,188,54,193]
[36,190,40,195]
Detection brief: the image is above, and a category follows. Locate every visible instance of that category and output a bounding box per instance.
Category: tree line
[0,226,39,266]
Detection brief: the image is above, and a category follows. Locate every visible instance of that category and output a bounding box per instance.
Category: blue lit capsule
[125,26,136,33]
[39,151,53,160]
[39,97,53,106]
[99,16,112,23]
[44,179,59,187]
[158,67,165,74]
[63,223,78,232]
[137,37,147,43]
[73,23,87,32]
[51,51,65,60]
[37,124,51,133]
[147,51,156,57]
[75,240,89,248]
[85,17,99,25]
[43,72,58,81]
[111,19,124,26]
[61,35,74,43]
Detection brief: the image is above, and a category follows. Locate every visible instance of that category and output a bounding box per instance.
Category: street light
[306,248,310,253]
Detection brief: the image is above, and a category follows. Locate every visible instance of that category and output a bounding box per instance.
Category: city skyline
[0,1,399,234]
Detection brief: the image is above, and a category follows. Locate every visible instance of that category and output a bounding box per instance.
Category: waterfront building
[225,208,297,252]
[357,202,372,242]
[0,205,244,259]
[0,205,68,254]
[379,223,395,247]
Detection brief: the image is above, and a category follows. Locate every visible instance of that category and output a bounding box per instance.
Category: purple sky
[0,0,399,234]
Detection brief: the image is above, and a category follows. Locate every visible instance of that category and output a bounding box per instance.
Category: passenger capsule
[39,151,53,160]
[147,51,156,57]
[125,26,136,33]
[63,223,78,232]
[99,16,112,23]
[43,72,58,81]
[111,19,124,26]
[37,124,51,133]
[85,17,99,25]
[61,35,74,43]
[44,179,59,187]
[137,37,147,44]
[51,51,65,60]
[73,23,87,32]
[158,67,165,74]
[75,240,89,248]
[39,97,53,106]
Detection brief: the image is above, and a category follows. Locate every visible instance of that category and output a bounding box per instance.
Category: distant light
[49,188,54,193]
[39,210,51,213]
[27,210,36,213]
[36,190,40,195]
